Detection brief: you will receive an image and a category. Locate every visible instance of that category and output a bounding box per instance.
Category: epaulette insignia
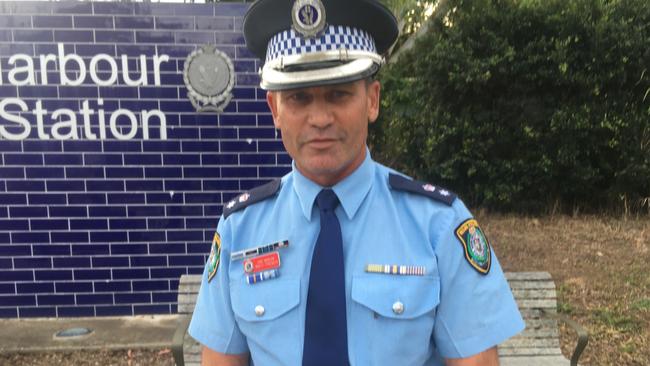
[223,179,281,218]
[388,173,457,206]
[455,219,491,275]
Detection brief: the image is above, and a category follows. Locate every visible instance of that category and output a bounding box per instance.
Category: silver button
[392,301,404,315]
[254,305,265,317]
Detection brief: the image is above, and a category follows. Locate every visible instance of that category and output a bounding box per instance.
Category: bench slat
[515,299,558,309]
[509,281,557,290]
[178,304,196,315]
[505,272,553,281]
[511,289,556,299]
[516,327,560,338]
[500,348,563,356]
[500,355,570,366]
[500,336,560,348]
[178,284,202,294]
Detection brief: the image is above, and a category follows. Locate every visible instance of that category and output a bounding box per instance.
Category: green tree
[372,0,650,213]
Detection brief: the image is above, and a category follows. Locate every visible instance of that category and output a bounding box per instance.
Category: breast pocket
[351,274,441,365]
[230,278,303,359]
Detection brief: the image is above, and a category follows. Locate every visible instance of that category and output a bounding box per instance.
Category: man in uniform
[189,0,525,365]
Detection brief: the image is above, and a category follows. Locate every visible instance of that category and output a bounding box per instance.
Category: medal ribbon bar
[231,240,289,261]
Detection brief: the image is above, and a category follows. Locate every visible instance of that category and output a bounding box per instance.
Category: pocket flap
[231,278,300,322]
[352,274,440,319]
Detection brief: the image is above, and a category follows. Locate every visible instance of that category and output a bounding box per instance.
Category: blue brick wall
[0,1,290,318]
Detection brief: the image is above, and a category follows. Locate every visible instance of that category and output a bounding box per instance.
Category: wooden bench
[172,272,588,366]
[499,272,588,366]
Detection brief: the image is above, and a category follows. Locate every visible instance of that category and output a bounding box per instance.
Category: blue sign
[0,1,290,318]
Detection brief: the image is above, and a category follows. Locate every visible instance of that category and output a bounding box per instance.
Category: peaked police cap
[243,0,399,90]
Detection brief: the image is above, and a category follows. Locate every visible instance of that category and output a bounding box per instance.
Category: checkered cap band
[265,25,377,64]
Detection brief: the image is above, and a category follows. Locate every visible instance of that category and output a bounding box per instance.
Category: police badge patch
[207,233,222,283]
[455,219,491,275]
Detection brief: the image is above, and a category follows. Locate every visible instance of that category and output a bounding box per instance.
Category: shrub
[372,0,650,213]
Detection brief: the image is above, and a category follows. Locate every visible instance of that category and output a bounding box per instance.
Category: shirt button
[255,305,265,317]
[392,301,404,315]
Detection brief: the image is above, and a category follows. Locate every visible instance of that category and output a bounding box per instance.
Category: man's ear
[366,80,381,124]
[266,91,281,129]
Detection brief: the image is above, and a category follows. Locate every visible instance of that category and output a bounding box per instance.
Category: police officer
[189,0,525,365]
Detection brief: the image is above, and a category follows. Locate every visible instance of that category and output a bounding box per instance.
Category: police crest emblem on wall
[183,45,235,113]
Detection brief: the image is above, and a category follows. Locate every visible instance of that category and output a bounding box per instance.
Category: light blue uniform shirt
[189,151,524,365]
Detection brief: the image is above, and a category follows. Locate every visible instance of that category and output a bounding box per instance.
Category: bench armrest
[540,309,589,366]
[171,314,193,366]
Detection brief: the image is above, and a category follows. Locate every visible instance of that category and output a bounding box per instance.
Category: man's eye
[288,93,310,103]
[329,90,351,100]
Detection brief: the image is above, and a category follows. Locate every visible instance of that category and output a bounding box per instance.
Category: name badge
[244,252,281,273]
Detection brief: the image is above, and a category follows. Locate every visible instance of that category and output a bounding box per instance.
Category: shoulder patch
[223,179,281,218]
[388,173,457,206]
[207,232,221,283]
[455,219,491,275]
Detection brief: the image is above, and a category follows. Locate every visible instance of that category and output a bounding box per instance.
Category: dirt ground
[0,348,174,366]
[1,214,647,365]
[481,213,650,366]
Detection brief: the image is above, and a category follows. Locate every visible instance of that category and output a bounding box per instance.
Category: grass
[593,308,638,333]
[631,298,650,311]
[480,213,650,366]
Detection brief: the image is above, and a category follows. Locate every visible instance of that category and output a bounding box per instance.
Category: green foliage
[593,307,639,333]
[381,0,437,32]
[631,298,650,311]
[371,0,650,213]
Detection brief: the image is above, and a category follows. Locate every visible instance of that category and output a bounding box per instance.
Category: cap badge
[292,0,326,38]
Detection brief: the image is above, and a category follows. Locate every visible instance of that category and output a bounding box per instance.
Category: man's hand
[445,346,499,366]
[201,346,249,366]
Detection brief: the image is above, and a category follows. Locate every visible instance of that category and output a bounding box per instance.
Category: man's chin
[301,162,342,177]
[295,155,362,186]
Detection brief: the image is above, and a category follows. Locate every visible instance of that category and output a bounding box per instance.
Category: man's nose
[306,100,333,128]
[308,107,334,128]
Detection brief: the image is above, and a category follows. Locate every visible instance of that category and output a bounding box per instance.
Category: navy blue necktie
[303,189,349,366]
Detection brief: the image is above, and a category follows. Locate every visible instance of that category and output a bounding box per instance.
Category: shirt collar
[292,148,375,221]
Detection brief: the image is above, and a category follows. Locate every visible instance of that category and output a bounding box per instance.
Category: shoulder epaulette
[223,179,281,218]
[388,173,457,206]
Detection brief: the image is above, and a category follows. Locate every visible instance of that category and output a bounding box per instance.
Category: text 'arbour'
[0,43,172,141]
